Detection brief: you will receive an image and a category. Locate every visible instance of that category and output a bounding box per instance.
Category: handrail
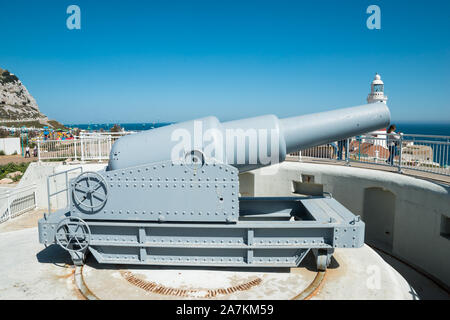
[296,133,450,177]
[46,166,83,220]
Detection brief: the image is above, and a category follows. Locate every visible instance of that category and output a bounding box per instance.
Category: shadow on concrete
[299,250,340,272]
[36,244,73,267]
[36,246,341,274]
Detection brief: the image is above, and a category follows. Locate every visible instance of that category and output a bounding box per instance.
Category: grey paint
[38,104,390,269]
[108,103,390,172]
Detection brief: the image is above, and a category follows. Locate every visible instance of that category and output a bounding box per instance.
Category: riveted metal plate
[70,160,239,223]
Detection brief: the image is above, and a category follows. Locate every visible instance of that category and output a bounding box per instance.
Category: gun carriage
[39,102,390,271]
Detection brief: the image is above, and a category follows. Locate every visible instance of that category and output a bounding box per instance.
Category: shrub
[110,124,122,133]
[0,162,30,180]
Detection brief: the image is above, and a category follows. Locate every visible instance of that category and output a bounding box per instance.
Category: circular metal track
[55,217,91,252]
[72,171,108,211]
[74,265,326,300]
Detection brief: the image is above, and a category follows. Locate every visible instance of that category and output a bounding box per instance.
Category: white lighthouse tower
[363,73,388,148]
[367,73,388,104]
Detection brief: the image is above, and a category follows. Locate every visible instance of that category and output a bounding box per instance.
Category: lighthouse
[363,73,388,149]
[367,73,388,104]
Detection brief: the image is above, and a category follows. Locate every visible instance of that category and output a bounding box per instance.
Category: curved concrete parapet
[241,162,450,290]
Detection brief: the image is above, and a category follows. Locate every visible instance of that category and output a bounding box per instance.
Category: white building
[0,137,20,155]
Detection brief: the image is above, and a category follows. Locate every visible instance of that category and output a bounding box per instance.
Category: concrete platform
[80,244,416,300]
[0,213,422,300]
[1,160,449,300]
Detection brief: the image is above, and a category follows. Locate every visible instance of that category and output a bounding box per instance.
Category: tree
[110,124,122,133]
[0,128,9,138]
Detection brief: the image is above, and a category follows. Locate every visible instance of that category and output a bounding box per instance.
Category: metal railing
[35,130,450,177]
[0,184,37,224]
[37,131,134,162]
[46,167,83,217]
[294,133,450,176]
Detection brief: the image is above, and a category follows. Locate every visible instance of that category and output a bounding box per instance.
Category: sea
[64,122,173,132]
[64,122,450,136]
[64,121,449,167]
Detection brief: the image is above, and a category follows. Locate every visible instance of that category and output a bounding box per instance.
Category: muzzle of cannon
[39,102,390,270]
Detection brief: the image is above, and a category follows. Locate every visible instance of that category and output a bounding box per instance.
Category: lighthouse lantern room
[367,73,388,104]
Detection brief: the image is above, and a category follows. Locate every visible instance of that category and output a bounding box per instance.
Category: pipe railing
[35,131,450,177]
[296,133,450,176]
[37,131,134,162]
[46,167,83,218]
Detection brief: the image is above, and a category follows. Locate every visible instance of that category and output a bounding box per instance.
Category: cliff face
[0,68,47,121]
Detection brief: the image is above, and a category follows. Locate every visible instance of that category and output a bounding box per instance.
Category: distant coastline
[64,122,174,132]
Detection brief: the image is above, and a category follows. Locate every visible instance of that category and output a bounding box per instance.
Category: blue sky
[0,0,449,124]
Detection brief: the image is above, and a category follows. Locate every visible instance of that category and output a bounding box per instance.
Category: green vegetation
[47,120,67,130]
[0,150,5,156]
[0,128,9,138]
[0,120,44,128]
[0,120,67,130]
[0,162,30,182]
[110,124,122,132]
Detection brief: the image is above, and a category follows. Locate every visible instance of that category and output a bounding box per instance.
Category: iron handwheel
[55,217,91,252]
[72,171,108,210]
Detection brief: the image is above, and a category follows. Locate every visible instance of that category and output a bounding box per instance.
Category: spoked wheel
[72,171,108,211]
[55,217,91,252]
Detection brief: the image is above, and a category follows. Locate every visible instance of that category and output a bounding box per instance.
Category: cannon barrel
[108,102,390,172]
[281,102,390,154]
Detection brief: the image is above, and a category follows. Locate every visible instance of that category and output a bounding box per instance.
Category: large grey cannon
[39,102,390,270]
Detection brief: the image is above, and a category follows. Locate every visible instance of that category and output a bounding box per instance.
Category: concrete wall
[0,138,20,155]
[241,162,450,288]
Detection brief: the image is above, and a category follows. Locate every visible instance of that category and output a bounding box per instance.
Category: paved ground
[0,226,81,300]
[0,209,448,299]
[0,208,45,233]
[0,155,38,165]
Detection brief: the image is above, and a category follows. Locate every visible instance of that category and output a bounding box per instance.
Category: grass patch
[0,162,30,181]
[0,120,44,128]
[47,120,67,130]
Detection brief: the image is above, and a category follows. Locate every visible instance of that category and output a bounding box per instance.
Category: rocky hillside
[0,67,64,128]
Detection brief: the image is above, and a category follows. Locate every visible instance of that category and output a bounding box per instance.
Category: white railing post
[37,139,41,162]
[98,134,102,162]
[108,135,112,160]
[74,136,78,161]
[398,133,403,173]
[81,133,85,162]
